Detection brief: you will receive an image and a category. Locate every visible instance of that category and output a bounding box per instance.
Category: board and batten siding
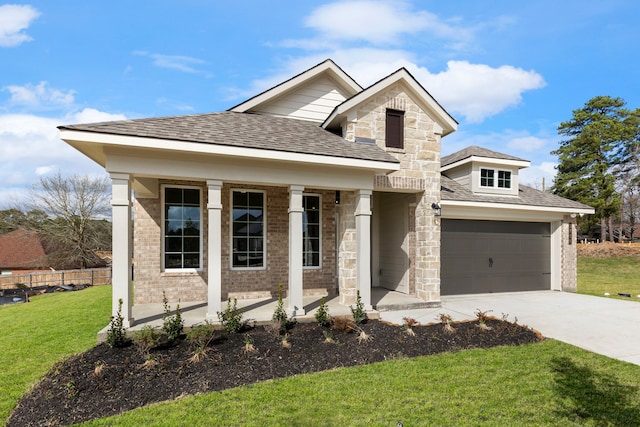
[252,76,350,122]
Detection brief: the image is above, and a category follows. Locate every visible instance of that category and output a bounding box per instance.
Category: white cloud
[133,51,210,75]
[69,108,126,124]
[0,109,123,207]
[298,0,473,48]
[239,51,545,124]
[419,61,545,123]
[237,1,544,124]
[507,135,547,152]
[0,4,40,47]
[4,81,75,109]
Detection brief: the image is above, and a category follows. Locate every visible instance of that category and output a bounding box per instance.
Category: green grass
[81,340,640,427]
[578,255,640,301]
[0,285,111,424]
[3,270,640,426]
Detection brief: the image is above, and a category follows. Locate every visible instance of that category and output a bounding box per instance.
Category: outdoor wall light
[431,202,441,217]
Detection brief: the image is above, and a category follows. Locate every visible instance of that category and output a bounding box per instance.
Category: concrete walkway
[379,291,640,366]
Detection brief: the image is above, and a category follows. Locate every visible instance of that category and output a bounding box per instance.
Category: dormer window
[385,109,404,149]
[480,168,511,189]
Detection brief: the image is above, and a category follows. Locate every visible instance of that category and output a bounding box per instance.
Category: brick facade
[133,182,336,304]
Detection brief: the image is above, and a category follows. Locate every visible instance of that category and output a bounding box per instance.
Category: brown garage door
[441,219,551,295]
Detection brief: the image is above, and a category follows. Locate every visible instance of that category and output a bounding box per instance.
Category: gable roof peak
[322,65,457,136]
[441,146,529,169]
[228,59,362,114]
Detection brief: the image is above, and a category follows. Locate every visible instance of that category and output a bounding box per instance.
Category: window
[163,186,201,270]
[480,168,494,187]
[232,190,264,268]
[480,168,512,189]
[385,109,404,149]
[303,195,321,268]
[498,171,511,188]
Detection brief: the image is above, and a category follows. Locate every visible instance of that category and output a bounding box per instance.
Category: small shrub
[272,284,293,333]
[187,322,216,346]
[438,313,455,334]
[475,308,493,331]
[187,322,216,363]
[133,325,160,356]
[14,282,26,289]
[402,317,418,337]
[314,296,331,327]
[218,298,245,333]
[403,317,419,327]
[354,325,372,343]
[141,354,158,369]
[350,290,367,324]
[106,298,128,348]
[162,291,184,342]
[331,316,355,332]
[281,334,291,349]
[243,334,256,353]
[322,330,336,344]
[93,361,106,377]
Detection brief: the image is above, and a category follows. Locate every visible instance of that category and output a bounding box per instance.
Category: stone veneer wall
[341,83,442,302]
[133,182,336,304]
[561,215,578,292]
[337,191,357,305]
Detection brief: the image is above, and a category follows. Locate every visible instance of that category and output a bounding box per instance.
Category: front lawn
[577,255,640,301]
[0,285,111,424]
[82,340,640,426]
[2,277,640,426]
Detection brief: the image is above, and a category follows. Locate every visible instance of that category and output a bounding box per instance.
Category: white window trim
[230,189,267,271]
[480,168,512,189]
[303,193,322,270]
[161,184,203,273]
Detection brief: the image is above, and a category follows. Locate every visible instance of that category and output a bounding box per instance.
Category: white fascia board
[441,156,530,172]
[323,69,457,136]
[60,129,400,173]
[441,199,595,217]
[230,60,362,113]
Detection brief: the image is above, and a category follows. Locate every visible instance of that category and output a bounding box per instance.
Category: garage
[441,219,551,295]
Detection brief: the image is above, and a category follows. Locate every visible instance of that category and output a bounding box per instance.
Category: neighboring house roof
[441,146,528,169]
[0,229,49,270]
[323,67,458,136]
[441,175,593,211]
[229,59,362,115]
[59,111,399,165]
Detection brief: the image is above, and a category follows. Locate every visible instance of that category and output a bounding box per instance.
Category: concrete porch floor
[99,288,436,339]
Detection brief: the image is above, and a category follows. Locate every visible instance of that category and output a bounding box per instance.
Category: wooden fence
[0,268,112,290]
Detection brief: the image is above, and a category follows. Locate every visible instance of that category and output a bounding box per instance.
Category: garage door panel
[442,219,551,295]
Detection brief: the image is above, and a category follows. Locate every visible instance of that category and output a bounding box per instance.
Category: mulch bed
[8,318,542,427]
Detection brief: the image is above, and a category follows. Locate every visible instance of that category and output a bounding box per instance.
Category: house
[58,59,593,327]
[0,228,51,274]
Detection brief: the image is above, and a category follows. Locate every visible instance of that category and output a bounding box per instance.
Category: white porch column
[288,185,305,316]
[110,173,133,327]
[206,180,223,319]
[355,189,373,311]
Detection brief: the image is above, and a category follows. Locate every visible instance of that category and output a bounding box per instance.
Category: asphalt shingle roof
[59,112,399,164]
[441,145,527,167]
[441,175,592,210]
[0,229,49,270]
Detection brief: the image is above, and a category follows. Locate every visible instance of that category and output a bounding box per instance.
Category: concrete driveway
[379,291,640,366]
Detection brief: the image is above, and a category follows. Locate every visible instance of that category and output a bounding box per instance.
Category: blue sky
[1,0,639,207]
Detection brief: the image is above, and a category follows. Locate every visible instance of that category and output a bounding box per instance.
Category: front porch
[98,289,438,341]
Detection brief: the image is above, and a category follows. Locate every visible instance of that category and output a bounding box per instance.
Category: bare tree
[28,172,112,269]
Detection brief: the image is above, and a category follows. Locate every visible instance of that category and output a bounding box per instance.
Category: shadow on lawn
[551,357,640,424]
